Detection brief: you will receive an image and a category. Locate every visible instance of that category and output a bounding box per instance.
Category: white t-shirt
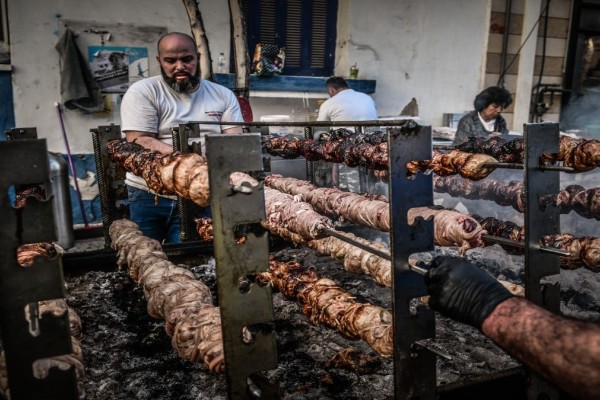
[120,76,243,191]
[316,89,378,122]
[477,111,496,132]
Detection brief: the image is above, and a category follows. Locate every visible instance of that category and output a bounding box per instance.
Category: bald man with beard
[120,32,243,243]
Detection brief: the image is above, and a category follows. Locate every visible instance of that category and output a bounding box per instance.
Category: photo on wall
[88,46,149,93]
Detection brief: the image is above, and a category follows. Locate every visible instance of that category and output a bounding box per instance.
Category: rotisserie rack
[1,120,598,399]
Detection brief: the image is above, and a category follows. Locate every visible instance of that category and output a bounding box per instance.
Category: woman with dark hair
[453,86,513,145]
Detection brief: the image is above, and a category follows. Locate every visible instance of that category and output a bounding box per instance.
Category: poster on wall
[88,46,149,93]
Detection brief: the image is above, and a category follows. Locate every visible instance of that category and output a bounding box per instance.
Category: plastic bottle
[217,53,226,73]
[349,63,359,79]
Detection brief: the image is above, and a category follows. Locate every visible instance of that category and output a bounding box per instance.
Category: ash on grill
[38,237,595,400]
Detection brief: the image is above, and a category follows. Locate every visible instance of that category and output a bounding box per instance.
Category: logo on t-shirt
[206,110,224,118]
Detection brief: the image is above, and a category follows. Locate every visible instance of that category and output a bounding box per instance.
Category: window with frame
[241,0,338,76]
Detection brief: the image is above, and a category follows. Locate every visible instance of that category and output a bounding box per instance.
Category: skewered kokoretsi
[540,184,600,220]
[107,140,210,207]
[433,175,525,212]
[435,176,600,220]
[109,219,224,372]
[257,258,393,357]
[196,215,392,287]
[264,174,390,232]
[263,128,390,170]
[456,135,600,171]
[405,150,499,181]
[471,214,600,272]
[540,136,600,171]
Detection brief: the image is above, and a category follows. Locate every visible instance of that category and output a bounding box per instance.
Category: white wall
[9,0,491,153]
[8,0,230,153]
[340,0,491,123]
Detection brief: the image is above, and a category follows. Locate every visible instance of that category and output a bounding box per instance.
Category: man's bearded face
[161,64,200,93]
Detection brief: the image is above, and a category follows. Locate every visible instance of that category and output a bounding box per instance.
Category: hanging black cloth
[55,28,103,112]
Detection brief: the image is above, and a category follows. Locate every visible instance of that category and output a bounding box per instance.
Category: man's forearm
[482,297,600,399]
[125,132,173,153]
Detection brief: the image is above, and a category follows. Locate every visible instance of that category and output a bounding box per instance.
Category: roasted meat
[539,185,600,220]
[540,234,600,272]
[540,136,600,172]
[109,219,224,373]
[264,174,391,232]
[433,175,526,212]
[108,140,211,207]
[406,150,499,181]
[472,214,600,271]
[262,126,416,172]
[257,258,393,357]
[407,206,487,254]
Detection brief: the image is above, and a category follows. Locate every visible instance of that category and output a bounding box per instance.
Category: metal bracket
[5,127,38,141]
[206,133,279,399]
[0,139,79,400]
[91,125,129,247]
[523,123,561,400]
[388,125,436,399]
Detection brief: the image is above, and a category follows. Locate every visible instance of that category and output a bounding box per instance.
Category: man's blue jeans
[125,186,181,244]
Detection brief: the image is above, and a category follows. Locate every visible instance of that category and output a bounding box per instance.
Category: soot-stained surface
[50,238,600,400]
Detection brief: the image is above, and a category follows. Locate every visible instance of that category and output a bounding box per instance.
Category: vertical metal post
[172,124,203,242]
[92,125,128,248]
[304,126,314,182]
[523,122,561,400]
[0,140,79,400]
[388,125,436,399]
[206,133,279,399]
[353,125,369,193]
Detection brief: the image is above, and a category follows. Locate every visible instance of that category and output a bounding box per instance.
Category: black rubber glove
[424,255,514,329]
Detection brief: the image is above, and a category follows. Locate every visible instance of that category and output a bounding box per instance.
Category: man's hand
[424,255,514,329]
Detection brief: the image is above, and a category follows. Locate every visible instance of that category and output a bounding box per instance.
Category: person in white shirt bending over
[317,76,377,122]
[316,76,378,190]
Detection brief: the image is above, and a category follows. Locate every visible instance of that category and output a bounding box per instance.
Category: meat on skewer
[407,206,487,255]
[265,176,488,253]
[472,214,600,272]
[14,185,46,208]
[108,140,211,207]
[405,150,499,181]
[539,136,600,171]
[456,135,600,172]
[257,258,394,357]
[540,234,600,272]
[264,174,391,232]
[264,124,418,171]
[433,175,526,212]
[540,185,600,220]
[264,132,389,170]
[455,136,525,163]
[435,176,600,220]
[109,219,224,373]
[228,171,334,240]
[16,242,60,267]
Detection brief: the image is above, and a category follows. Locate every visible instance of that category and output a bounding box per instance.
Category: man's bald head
[157,32,197,54]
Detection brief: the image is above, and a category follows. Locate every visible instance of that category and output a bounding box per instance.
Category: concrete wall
[8,0,491,153]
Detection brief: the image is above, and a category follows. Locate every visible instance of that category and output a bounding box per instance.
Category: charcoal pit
[16,236,594,400]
